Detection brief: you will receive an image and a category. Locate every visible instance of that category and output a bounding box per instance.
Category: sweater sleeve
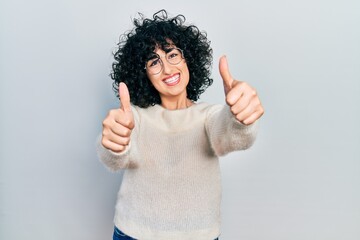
[205,104,259,157]
[96,106,140,172]
[96,135,131,171]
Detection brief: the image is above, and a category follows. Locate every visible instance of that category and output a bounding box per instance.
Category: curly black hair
[111,9,213,108]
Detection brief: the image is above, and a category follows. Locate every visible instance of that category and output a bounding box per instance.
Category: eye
[148,58,160,67]
[168,51,179,59]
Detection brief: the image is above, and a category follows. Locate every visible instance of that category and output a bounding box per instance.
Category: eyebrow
[146,47,176,61]
[146,53,159,61]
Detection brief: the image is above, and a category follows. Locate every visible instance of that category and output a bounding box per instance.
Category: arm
[96,83,138,171]
[205,105,259,157]
[206,56,264,156]
[96,105,139,171]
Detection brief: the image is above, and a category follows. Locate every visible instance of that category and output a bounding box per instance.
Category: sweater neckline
[154,102,199,112]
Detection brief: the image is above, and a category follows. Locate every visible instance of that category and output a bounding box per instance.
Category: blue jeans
[113,226,219,240]
[113,226,135,240]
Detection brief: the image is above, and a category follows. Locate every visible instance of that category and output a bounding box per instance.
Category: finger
[107,134,131,146]
[235,104,255,123]
[242,110,264,125]
[226,85,244,106]
[110,123,132,137]
[219,55,233,95]
[102,139,127,153]
[106,109,134,129]
[102,127,131,148]
[236,99,264,123]
[229,93,251,115]
[119,82,131,112]
[114,113,135,129]
[228,83,257,113]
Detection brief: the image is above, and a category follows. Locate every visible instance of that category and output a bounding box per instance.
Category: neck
[160,96,193,110]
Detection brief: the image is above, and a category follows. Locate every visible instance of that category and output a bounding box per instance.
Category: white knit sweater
[97,103,258,240]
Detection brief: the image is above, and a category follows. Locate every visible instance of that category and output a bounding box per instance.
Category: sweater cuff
[96,135,131,171]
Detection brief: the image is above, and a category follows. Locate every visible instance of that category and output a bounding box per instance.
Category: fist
[101,82,134,153]
[219,56,264,125]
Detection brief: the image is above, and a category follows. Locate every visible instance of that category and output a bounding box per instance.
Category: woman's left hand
[219,56,264,125]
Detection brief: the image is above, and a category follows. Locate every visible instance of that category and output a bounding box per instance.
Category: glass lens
[166,48,183,65]
[146,57,162,75]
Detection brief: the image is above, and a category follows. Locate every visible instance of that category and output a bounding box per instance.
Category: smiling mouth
[163,74,180,86]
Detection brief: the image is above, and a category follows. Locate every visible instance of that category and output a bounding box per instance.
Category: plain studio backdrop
[1,0,359,239]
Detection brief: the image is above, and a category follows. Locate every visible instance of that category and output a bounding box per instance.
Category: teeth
[164,75,179,84]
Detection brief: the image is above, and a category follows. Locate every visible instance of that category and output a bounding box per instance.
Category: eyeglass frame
[144,48,185,75]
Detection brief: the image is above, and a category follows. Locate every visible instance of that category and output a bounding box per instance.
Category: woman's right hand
[101,83,134,153]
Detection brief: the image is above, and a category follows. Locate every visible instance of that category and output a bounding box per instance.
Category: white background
[1,0,359,239]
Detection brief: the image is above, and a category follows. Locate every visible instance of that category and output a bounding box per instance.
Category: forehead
[146,45,177,60]
[153,44,177,54]
[145,39,177,60]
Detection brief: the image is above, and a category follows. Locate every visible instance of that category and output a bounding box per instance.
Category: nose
[161,59,172,75]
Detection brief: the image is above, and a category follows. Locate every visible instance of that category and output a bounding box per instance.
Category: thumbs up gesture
[101,82,135,153]
[219,56,264,125]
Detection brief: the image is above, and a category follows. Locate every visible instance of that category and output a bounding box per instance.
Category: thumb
[219,55,233,95]
[119,82,131,112]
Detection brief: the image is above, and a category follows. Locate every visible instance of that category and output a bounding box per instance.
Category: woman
[97,9,264,240]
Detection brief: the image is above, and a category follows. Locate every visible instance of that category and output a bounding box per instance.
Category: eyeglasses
[144,48,184,75]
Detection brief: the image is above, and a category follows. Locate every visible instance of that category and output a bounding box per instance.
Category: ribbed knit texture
[97,103,258,240]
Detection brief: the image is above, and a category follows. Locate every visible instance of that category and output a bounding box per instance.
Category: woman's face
[146,46,190,103]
